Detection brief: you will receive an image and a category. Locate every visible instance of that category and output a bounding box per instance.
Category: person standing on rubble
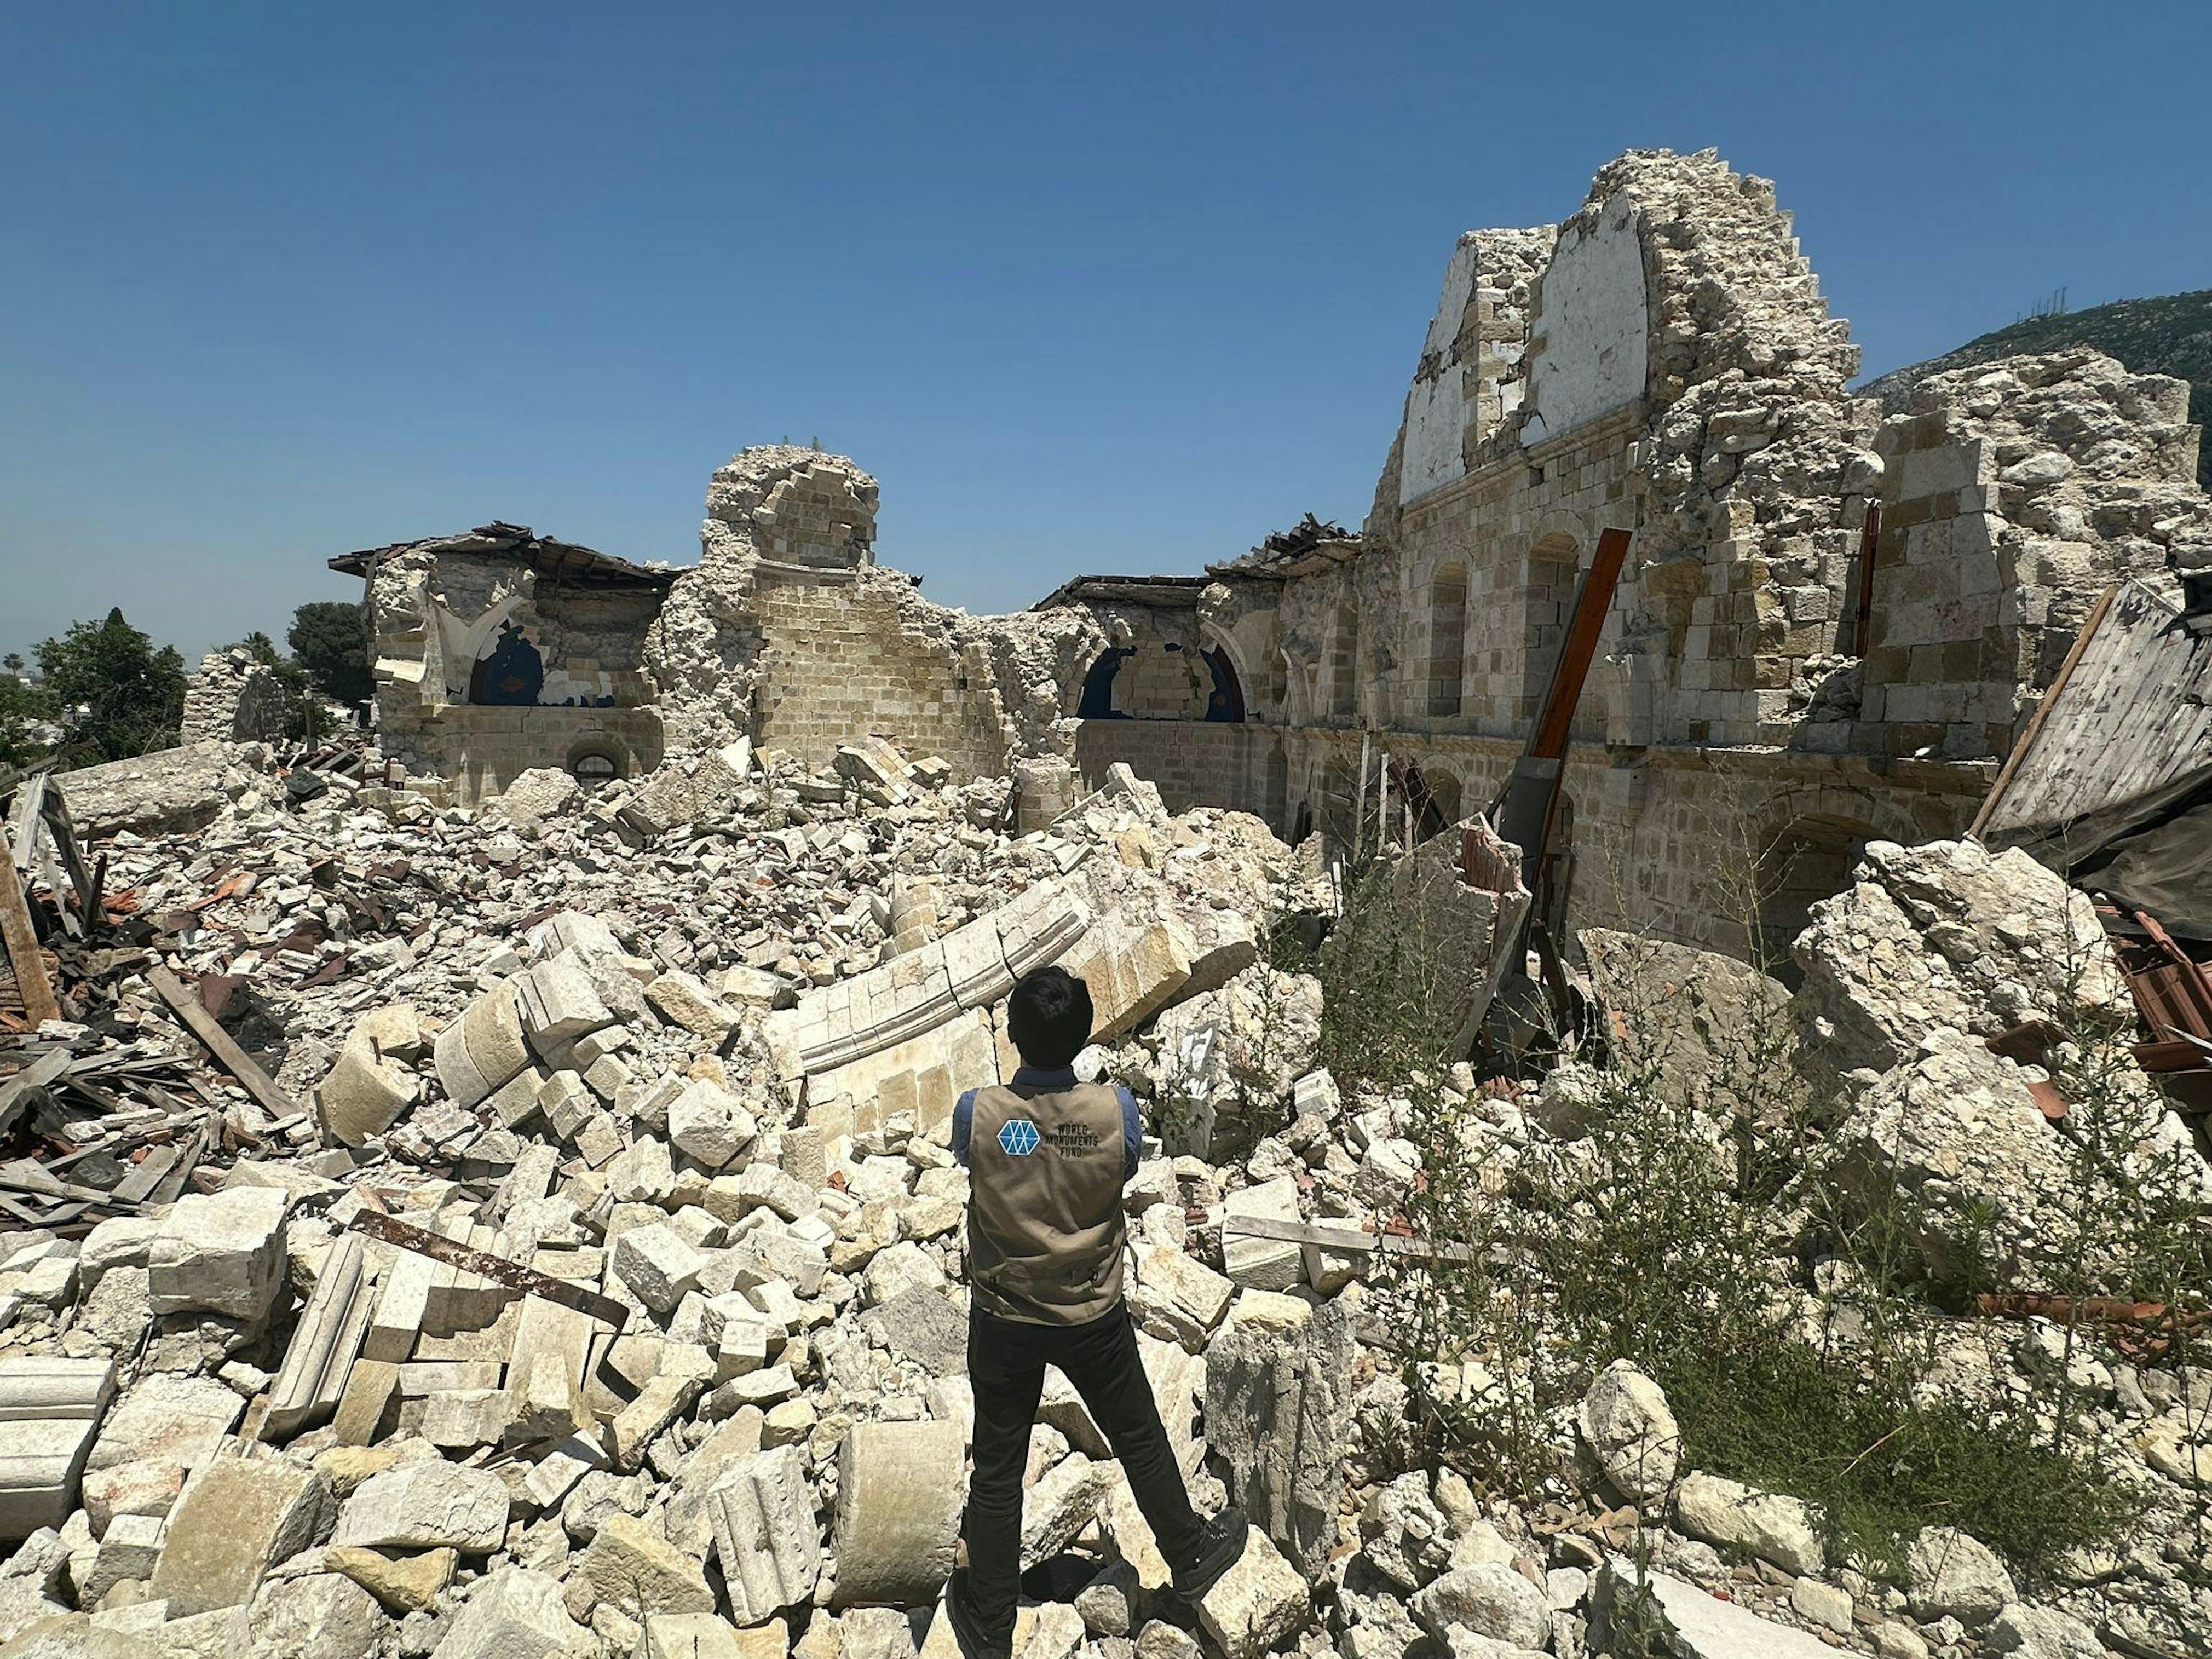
[944,964,1247,1659]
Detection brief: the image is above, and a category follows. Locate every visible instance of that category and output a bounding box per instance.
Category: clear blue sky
[2,2,2206,667]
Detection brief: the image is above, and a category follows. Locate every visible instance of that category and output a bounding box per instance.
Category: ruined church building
[339,150,2212,958]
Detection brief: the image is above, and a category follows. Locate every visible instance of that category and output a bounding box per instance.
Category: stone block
[482,1065,551,1132]
[1576,1360,1678,1506]
[612,1372,706,1473]
[333,1458,510,1552]
[500,1298,592,1446]
[1674,1472,1823,1577]
[0,1417,104,1545]
[421,1389,507,1449]
[614,1224,706,1315]
[1020,1454,1111,1569]
[79,1510,161,1604]
[515,952,616,1056]
[709,1445,823,1622]
[538,1070,596,1142]
[324,1543,457,1613]
[830,1420,964,1608]
[430,1568,591,1659]
[1220,1178,1303,1292]
[1128,1246,1232,1350]
[262,1231,376,1442]
[647,972,742,1042]
[1061,916,1193,1041]
[1591,1560,1835,1659]
[1203,1298,1354,1577]
[1193,1526,1308,1659]
[78,1374,241,1533]
[441,984,533,1110]
[1411,1562,1548,1651]
[147,1187,290,1322]
[668,1080,758,1173]
[562,1512,714,1621]
[149,1458,336,1616]
[315,1005,425,1147]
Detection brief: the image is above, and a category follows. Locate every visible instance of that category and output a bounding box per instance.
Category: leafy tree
[0,673,55,768]
[287,601,373,707]
[34,608,187,765]
[2,652,24,678]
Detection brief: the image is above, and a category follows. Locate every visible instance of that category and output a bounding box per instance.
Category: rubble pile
[2,722,2208,1659]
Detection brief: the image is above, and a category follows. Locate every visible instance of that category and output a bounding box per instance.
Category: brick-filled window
[1428,563,1468,717]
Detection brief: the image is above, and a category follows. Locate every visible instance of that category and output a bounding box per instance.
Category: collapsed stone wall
[646,447,1061,789]
[1356,149,1878,753]
[748,570,1009,779]
[180,650,289,745]
[1862,350,2212,758]
[646,447,880,756]
[358,535,668,803]
[1034,148,2212,955]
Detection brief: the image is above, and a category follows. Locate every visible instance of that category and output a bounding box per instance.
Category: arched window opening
[1524,533,1580,710]
[570,751,622,789]
[1320,757,1357,845]
[1428,564,1468,717]
[1420,769,1462,842]
[1202,646,1246,723]
[1076,648,1133,719]
[1755,816,1875,986]
[1329,606,1359,718]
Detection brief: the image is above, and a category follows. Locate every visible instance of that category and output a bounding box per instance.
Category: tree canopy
[287,601,374,707]
[0,670,56,769]
[35,608,187,765]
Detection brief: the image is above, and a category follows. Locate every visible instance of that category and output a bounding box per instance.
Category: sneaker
[1171,1508,1249,1602]
[944,1566,1013,1659]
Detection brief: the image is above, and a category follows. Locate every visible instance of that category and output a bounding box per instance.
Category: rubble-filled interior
[5,144,2212,1659]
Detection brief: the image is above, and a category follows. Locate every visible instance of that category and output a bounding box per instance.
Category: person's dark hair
[1005,965,1094,1069]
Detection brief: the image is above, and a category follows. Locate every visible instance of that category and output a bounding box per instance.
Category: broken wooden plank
[0,1051,73,1137]
[0,1192,45,1228]
[110,1144,181,1207]
[347,1208,630,1329]
[145,964,290,1129]
[6,774,47,872]
[1971,581,2119,840]
[0,831,60,1029]
[149,1119,209,1207]
[0,1163,137,1209]
[1222,1213,1476,1265]
[36,792,100,935]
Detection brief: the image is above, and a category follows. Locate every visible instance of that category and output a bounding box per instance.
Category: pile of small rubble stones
[0,741,2205,1659]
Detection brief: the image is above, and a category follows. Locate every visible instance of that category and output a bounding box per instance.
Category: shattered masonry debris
[2,143,2211,1659]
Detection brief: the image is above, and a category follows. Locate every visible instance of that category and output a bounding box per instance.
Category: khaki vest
[965,1079,1128,1326]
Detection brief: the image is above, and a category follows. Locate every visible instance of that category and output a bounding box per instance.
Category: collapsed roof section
[1979,577,2212,941]
[1028,575,1209,612]
[1205,515,1363,582]
[328,522,677,591]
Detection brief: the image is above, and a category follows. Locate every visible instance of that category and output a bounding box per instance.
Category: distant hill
[1860,289,2211,491]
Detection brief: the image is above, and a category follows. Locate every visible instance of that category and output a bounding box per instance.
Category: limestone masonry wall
[750,572,1007,778]
[325,147,2210,959]
[1027,149,2210,955]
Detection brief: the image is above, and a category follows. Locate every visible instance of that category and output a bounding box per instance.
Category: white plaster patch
[1399,235,1483,507]
[1400,366,1467,506]
[1524,193,1648,444]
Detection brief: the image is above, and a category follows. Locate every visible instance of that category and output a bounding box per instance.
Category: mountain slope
[1860,289,2211,490]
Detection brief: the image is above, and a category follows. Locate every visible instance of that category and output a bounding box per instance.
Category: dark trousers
[962,1299,1205,1634]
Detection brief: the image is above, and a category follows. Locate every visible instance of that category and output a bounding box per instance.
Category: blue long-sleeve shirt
[952,1065,1143,1182]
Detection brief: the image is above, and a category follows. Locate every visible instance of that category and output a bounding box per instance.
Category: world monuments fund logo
[998,1118,1040,1156]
